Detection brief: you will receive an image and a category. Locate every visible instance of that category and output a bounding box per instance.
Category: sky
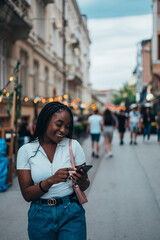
[77,0,152,90]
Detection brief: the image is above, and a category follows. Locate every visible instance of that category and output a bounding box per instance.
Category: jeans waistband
[32,192,78,207]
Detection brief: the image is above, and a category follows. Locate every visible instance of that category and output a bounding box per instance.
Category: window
[158,35,160,60]
[33,60,39,97]
[51,23,55,53]
[0,37,7,90]
[35,0,45,41]
[20,50,28,97]
[45,67,49,97]
[53,87,57,97]
[158,0,160,14]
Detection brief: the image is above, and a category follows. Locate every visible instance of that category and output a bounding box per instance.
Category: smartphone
[76,165,93,174]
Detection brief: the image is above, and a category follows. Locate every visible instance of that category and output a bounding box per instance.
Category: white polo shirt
[17,138,86,199]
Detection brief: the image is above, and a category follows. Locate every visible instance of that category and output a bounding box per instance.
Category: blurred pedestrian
[30,118,37,136]
[156,110,160,144]
[102,109,115,158]
[18,120,32,148]
[17,101,90,240]
[142,107,154,142]
[87,109,103,158]
[129,104,141,145]
[116,109,127,145]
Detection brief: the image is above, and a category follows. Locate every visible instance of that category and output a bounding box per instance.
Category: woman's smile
[44,110,71,143]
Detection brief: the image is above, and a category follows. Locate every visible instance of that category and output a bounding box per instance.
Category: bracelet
[39,181,48,193]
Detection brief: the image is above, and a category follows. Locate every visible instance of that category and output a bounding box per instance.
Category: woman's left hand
[70,169,87,187]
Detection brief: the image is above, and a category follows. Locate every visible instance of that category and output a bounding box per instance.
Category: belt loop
[36,199,41,209]
[39,199,42,209]
[62,195,70,208]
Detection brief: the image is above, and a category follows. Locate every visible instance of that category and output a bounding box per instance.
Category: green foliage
[15,83,22,121]
[112,83,136,107]
[6,92,14,117]
[73,122,88,137]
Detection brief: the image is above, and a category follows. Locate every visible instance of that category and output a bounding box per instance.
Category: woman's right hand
[50,167,74,184]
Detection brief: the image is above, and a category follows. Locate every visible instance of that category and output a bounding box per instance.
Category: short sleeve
[72,140,86,166]
[17,144,31,170]
[88,116,91,123]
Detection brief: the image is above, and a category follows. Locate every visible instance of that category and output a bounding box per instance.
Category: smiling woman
[16,101,90,240]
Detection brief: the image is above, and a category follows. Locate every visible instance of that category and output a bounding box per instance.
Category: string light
[91,104,97,111]
[73,105,78,110]
[48,97,53,102]
[0,73,94,112]
[63,94,68,99]
[9,76,14,82]
[24,97,28,102]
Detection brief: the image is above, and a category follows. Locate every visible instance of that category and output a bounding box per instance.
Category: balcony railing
[10,0,30,17]
[0,0,32,40]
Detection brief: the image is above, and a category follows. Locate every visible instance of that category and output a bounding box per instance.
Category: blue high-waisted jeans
[28,194,86,240]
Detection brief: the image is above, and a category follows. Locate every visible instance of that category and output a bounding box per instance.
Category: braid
[31,102,73,142]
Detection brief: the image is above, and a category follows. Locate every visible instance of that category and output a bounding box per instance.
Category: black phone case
[76,165,93,173]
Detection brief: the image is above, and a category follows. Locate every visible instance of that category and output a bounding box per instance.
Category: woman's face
[43,110,71,144]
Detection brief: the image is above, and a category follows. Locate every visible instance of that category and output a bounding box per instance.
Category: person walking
[87,109,103,158]
[156,110,160,144]
[142,107,154,142]
[116,109,127,145]
[102,109,115,158]
[17,102,90,240]
[129,104,141,145]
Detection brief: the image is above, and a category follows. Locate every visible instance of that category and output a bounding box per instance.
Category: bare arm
[128,116,131,128]
[101,119,104,131]
[18,167,74,202]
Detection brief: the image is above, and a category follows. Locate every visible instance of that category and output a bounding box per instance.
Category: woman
[142,107,154,142]
[17,102,90,240]
[18,121,32,148]
[103,109,115,158]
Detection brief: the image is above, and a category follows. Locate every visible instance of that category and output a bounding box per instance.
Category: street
[0,131,160,240]
[85,131,160,240]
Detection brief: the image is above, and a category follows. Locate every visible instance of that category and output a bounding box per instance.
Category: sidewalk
[85,132,160,240]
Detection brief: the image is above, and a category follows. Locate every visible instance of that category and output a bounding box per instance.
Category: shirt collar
[32,137,67,153]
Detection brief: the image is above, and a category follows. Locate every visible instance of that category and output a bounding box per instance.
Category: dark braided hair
[31,101,73,142]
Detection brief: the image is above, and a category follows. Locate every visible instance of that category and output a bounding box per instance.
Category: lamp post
[62,0,66,98]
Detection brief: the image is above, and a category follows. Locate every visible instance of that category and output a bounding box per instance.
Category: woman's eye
[56,123,62,127]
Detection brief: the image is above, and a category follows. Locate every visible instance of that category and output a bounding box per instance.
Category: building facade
[0,0,91,127]
[152,0,160,104]
[134,39,152,104]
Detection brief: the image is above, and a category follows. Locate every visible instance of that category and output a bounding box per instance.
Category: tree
[112,83,136,111]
